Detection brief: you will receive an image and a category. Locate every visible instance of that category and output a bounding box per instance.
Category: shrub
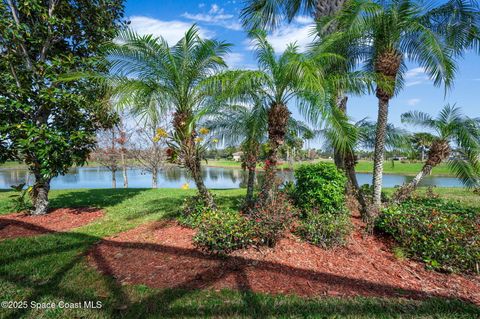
[177,195,209,228]
[296,209,352,248]
[376,197,480,273]
[193,210,254,254]
[293,163,347,214]
[248,192,296,247]
[9,183,32,213]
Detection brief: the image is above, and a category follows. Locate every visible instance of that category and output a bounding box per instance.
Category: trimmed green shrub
[293,163,347,213]
[193,210,254,254]
[248,192,296,247]
[296,209,352,248]
[377,197,480,273]
[178,195,209,228]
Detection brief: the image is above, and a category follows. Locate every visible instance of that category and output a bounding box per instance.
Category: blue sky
[125,0,479,135]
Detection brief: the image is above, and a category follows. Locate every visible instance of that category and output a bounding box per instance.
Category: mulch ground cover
[0,208,104,240]
[87,215,480,305]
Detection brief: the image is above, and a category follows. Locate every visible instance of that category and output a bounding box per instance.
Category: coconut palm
[321,0,479,212]
[394,105,480,201]
[203,103,314,206]
[107,26,231,208]
[207,30,340,204]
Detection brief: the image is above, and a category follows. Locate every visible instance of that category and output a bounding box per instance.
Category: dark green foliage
[296,209,352,248]
[248,192,296,247]
[377,197,480,273]
[293,163,347,213]
[193,210,255,254]
[178,195,211,228]
[8,183,32,212]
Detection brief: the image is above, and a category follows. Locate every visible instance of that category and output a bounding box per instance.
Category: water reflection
[0,166,464,189]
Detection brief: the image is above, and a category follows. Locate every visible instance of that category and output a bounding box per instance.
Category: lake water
[0,166,464,189]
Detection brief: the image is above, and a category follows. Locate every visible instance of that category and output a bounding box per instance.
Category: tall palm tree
[321,0,479,212]
[208,30,336,204]
[203,103,314,206]
[107,26,231,208]
[394,105,480,201]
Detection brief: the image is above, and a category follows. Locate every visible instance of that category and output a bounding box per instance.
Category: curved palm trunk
[31,173,51,215]
[371,50,401,214]
[259,103,290,204]
[394,140,450,202]
[174,111,216,209]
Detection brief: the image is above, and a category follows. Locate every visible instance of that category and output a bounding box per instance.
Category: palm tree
[107,26,231,208]
[322,0,479,212]
[394,105,480,201]
[203,103,314,206]
[411,132,435,161]
[208,30,335,204]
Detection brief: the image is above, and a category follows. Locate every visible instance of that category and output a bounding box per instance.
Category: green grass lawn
[0,188,479,318]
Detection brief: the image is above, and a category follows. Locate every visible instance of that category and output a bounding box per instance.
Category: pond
[0,166,464,189]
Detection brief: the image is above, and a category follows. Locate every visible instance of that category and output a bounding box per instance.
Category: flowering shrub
[296,209,352,248]
[194,210,254,254]
[376,197,480,273]
[293,163,347,214]
[177,195,209,228]
[248,192,297,247]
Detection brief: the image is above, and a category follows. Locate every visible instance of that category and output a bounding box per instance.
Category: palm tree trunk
[372,96,389,210]
[246,166,256,204]
[31,173,51,215]
[188,156,215,209]
[315,0,347,19]
[259,103,290,204]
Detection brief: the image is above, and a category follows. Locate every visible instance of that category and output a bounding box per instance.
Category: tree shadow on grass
[0,220,479,319]
[49,188,148,209]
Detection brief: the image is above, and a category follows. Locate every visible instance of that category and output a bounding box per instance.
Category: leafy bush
[293,163,347,213]
[248,192,296,247]
[194,210,254,254]
[376,197,480,273]
[177,195,210,228]
[9,183,32,213]
[296,209,352,248]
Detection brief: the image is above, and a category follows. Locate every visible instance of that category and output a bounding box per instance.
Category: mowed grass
[0,188,479,318]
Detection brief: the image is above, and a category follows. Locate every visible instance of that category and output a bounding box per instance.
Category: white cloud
[407,98,421,106]
[245,23,315,53]
[224,52,245,68]
[405,67,429,87]
[182,4,242,31]
[128,16,214,44]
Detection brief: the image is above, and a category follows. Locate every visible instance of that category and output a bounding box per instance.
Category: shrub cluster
[292,163,352,247]
[376,197,480,273]
[296,209,352,248]
[248,192,296,247]
[193,210,254,254]
[177,195,209,228]
[293,163,347,213]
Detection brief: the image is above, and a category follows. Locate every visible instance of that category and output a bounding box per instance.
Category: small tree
[92,128,122,189]
[394,105,480,201]
[0,0,125,214]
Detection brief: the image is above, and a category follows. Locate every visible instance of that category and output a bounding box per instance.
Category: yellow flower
[155,128,168,138]
[153,136,160,143]
[198,127,209,135]
[194,137,204,143]
[212,138,219,144]
[181,183,190,190]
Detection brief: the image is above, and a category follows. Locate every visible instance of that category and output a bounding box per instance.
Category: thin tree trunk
[31,174,51,215]
[372,97,390,210]
[121,152,128,188]
[112,170,117,189]
[189,157,215,209]
[344,152,369,217]
[393,164,433,202]
[152,167,158,188]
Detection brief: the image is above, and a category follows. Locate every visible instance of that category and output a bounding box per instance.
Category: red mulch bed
[87,216,480,305]
[0,208,104,240]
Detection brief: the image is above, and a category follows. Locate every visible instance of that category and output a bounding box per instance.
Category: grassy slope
[0,188,479,318]
[1,159,454,177]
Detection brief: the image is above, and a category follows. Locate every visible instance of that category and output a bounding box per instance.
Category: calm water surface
[0,166,464,189]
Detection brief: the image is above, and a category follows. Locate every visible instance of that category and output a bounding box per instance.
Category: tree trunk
[259,103,290,204]
[372,96,389,210]
[393,140,450,202]
[246,165,256,205]
[315,0,347,19]
[344,151,369,217]
[333,96,348,172]
[112,170,117,189]
[188,156,216,209]
[121,152,128,188]
[31,174,51,215]
[152,167,158,188]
